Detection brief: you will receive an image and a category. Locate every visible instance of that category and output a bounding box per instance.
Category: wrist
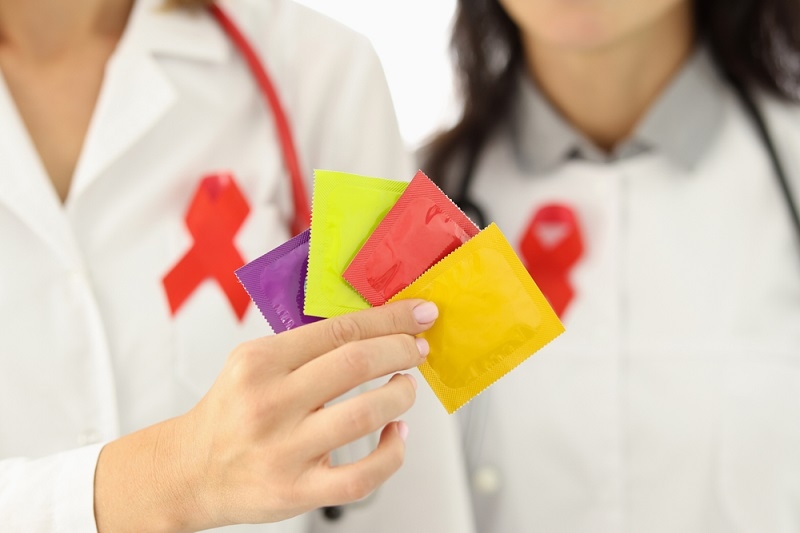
[161,409,214,533]
[94,414,211,533]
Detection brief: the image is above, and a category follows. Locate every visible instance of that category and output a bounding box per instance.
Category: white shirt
[460,51,800,533]
[0,1,474,532]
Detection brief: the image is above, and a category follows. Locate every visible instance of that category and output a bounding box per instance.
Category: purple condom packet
[236,230,322,333]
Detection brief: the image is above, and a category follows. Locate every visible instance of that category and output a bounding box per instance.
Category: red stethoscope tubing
[208,3,311,237]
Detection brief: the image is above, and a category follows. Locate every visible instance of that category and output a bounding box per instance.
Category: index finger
[259,299,439,371]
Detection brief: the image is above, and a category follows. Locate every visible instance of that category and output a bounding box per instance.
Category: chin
[501,0,689,53]
[527,10,625,51]
[539,26,621,51]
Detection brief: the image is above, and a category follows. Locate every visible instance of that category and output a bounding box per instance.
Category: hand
[94,299,438,533]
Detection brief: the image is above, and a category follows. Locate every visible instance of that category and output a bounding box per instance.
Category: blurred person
[0,0,474,532]
[424,0,800,532]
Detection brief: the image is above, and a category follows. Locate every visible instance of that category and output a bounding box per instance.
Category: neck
[0,0,133,60]
[525,4,694,151]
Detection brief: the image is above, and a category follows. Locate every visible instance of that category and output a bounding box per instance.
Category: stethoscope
[452,74,800,254]
[209,3,311,236]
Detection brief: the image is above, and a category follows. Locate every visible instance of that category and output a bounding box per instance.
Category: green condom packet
[305,170,408,317]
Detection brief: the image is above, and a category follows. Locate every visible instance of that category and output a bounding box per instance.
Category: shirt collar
[512,46,726,173]
[123,0,232,63]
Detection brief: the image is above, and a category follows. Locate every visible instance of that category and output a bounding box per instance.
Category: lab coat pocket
[719,349,800,533]
[170,193,290,399]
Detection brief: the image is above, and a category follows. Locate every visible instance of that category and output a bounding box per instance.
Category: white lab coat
[461,90,800,532]
[0,1,474,532]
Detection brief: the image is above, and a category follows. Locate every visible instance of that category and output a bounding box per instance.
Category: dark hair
[425,0,800,194]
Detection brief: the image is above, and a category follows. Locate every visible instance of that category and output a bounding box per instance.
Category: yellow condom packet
[305,170,408,317]
[389,223,564,413]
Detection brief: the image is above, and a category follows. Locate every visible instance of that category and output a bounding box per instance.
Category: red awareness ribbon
[519,203,584,318]
[163,173,251,321]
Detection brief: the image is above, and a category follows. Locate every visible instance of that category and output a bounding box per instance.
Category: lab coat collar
[69,0,232,200]
[127,0,232,64]
[0,76,83,266]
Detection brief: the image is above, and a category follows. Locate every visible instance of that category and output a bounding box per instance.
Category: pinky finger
[314,421,409,507]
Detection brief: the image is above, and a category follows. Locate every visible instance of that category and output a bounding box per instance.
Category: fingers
[311,420,409,507]
[297,373,417,456]
[287,333,428,409]
[260,299,438,371]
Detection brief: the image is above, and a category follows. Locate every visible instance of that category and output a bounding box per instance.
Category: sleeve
[0,444,104,532]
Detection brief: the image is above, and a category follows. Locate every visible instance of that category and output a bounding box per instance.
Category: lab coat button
[472,465,501,495]
[77,430,101,446]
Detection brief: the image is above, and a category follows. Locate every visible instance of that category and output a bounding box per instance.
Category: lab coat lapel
[0,73,81,265]
[68,48,178,201]
[69,0,231,201]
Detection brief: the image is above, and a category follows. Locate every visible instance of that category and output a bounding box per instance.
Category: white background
[294,0,459,149]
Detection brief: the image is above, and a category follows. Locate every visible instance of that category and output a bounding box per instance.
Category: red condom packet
[344,171,480,306]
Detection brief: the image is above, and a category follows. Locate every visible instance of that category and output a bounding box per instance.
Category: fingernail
[412,302,438,324]
[397,421,409,442]
[405,373,417,389]
[415,338,429,357]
